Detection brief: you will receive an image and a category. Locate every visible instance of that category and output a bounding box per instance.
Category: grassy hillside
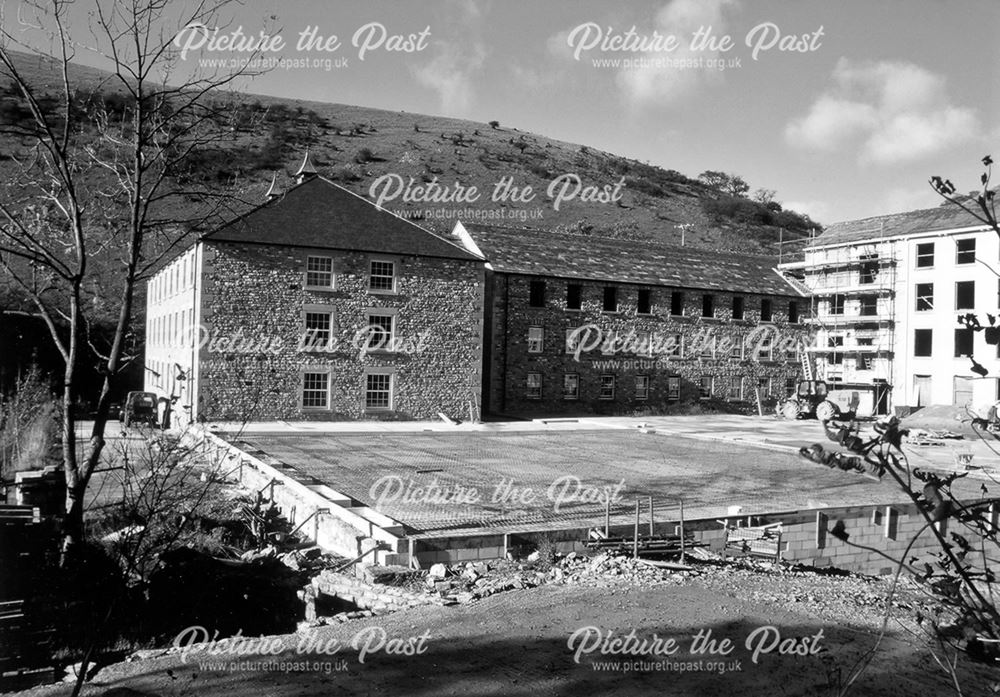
[0,50,817,256]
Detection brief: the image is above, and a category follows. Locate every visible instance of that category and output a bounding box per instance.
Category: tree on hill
[0,0,269,558]
[698,170,750,198]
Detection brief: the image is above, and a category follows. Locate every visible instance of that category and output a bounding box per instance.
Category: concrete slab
[230,425,987,538]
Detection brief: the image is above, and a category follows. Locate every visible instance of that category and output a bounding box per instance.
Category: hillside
[0,50,817,256]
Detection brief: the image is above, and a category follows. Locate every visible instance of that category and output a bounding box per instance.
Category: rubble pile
[415,551,697,604]
[240,543,346,573]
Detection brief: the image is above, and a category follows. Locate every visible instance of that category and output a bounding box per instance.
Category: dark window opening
[914,329,932,357]
[603,286,618,312]
[732,296,744,320]
[956,281,975,310]
[828,335,844,364]
[566,283,582,310]
[859,255,879,284]
[955,328,974,357]
[760,299,773,322]
[529,280,546,308]
[702,294,714,318]
[859,295,878,316]
[637,288,652,314]
[671,291,684,316]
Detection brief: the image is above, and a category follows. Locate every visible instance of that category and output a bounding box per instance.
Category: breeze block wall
[196,241,484,421]
[487,273,812,416]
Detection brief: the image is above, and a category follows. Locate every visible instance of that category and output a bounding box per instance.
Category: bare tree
[930,155,998,236]
[0,0,269,556]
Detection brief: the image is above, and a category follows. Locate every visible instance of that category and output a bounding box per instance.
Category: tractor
[777,380,841,422]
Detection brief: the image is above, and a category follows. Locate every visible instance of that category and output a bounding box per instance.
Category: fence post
[679,499,686,564]
[648,495,654,536]
[633,500,639,559]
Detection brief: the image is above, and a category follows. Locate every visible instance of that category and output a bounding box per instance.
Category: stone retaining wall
[402,500,995,577]
[305,570,439,617]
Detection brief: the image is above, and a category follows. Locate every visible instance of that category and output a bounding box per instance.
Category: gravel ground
[12,555,998,697]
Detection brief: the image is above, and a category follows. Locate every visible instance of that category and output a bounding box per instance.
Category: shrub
[0,365,60,479]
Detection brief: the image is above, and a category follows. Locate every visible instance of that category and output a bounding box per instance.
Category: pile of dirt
[901,404,979,437]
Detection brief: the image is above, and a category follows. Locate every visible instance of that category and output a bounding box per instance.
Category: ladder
[799,349,814,382]
[467,396,481,423]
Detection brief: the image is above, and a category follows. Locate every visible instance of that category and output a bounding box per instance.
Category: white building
[781,204,994,414]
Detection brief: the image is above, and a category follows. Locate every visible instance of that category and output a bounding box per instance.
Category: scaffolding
[790,223,897,412]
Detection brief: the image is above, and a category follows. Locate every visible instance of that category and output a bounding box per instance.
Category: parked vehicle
[120,391,159,427]
[777,380,838,421]
[777,380,872,422]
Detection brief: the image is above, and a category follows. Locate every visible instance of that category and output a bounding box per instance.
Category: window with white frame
[600,331,618,356]
[756,336,772,361]
[667,376,680,401]
[527,326,544,353]
[635,375,649,400]
[635,331,652,357]
[305,255,334,288]
[366,314,395,350]
[563,373,579,400]
[369,260,396,292]
[666,333,682,357]
[829,294,845,315]
[956,238,976,265]
[731,377,743,401]
[526,372,542,399]
[730,337,743,359]
[699,376,713,399]
[758,377,772,398]
[916,242,934,268]
[303,311,334,349]
[599,375,615,400]
[302,372,330,409]
[699,336,715,358]
[365,373,393,410]
[566,327,587,354]
[915,283,934,311]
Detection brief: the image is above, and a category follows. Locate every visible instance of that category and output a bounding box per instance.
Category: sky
[9,0,1000,224]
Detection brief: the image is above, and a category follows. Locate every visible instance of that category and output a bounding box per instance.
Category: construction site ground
[13,558,997,697]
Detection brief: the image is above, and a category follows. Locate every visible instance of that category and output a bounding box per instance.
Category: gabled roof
[460,223,799,297]
[202,176,480,261]
[814,204,986,247]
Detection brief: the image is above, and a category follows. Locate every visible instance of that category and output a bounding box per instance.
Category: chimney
[265,173,282,201]
[293,151,318,185]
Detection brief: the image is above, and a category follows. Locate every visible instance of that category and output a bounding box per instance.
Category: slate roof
[202,176,480,261]
[814,204,987,247]
[462,224,799,297]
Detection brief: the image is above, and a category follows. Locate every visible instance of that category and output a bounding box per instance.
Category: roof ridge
[471,224,780,260]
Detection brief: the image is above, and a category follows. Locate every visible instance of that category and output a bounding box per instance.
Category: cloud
[785,59,979,164]
[411,2,489,116]
[539,0,738,109]
[614,0,737,108]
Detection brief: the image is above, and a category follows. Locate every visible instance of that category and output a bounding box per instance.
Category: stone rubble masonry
[306,569,440,616]
[403,502,977,577]
[196,241,485,421]
[487,272,812,415]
